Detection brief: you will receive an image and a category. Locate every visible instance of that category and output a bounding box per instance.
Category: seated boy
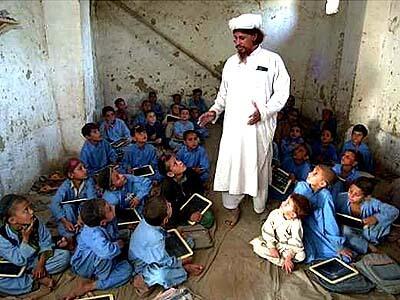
[281,143,312,182]
[311,108,337,142]
[50,158,97,250]
[134,100,152,127]
[80,123,118,176]
[280,124,304,159]
[336,177,399,254]
[148,91,164,121]
[121,125,163,184]
[114,97,132,127]
[294,165,352,263]
[250,193,310,273]
[169,107,194,150]
[164,104,181,141]
[187,88,208,114]
[97,166,151,213]
[160,154,214,228]
[341,124,374,173]
[144,110,165,146]
[311,128,338,165]
[129,197,203,295]
[190,107,209,139]
[67,199,132,299]
[0,194,70,296]
[176,130,210,183]
[99,106,131,143]
[171,93,185,108]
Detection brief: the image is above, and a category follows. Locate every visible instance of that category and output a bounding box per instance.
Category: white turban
[228,14,262,31]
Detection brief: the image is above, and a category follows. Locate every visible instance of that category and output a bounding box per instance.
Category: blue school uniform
[152,102,165,121]
[129,219,187,289]
[281,157,311,181]
[280,137,304,159]
[173,121,194,139]
[103,175,152,212]
[187,97,208,114]
[145,121,165,144]
[294,181,345,263]
[121,143,163,183]
[50,178,97,238]
[176,145,210,182]
[71,224,132,290]
[330,164,361,201]
[341,141,374,173]
[99,118,131,143]
[134,112,146,126]
[336,193,399,254]
[0,220,70,295]
[311,141,338,164]
[80,140,117,176]
[192,119,209,139]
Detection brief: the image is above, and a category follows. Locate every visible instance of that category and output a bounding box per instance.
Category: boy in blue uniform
[336,177,399,254]
[187,88,208,114]
[170,108,194,150]
[311,128,338,165]
[341,124,374,173]
[99,106,131,143]
[0,194,70,296]
[190,107,209,140]
[281,143,312,182]
[121,125,163,184]
[134,100,152,126]
[67,199,132,299]
[129,197,203,296]
[280,124,304,160]
[176,130,210,183]
[80,123,118,176]
[98,167,151,213]
[144,110,165,146]
[294,165,352,263]
[148,91,165,121]
[50,158,97,250]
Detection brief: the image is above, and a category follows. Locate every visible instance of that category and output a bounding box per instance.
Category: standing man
[199,14,290,227]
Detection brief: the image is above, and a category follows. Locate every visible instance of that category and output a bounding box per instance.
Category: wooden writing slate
[180,193,212,225]
[309,258,359,284]
[111,138,130,148]
[336,213,364,229]
[132,165,154,177]
[116,208,141,229]
[0,259,26,278]
[271,168,292,194]
[165,229,193,260]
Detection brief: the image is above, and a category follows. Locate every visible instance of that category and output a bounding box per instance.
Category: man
[199,13,290,227]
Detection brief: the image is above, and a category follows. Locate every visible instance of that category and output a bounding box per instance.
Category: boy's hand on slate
[129,197,140,208]
[269,247,280,258]
[338,248,353,260]
[190,211,202,223]
[363,216,378,226]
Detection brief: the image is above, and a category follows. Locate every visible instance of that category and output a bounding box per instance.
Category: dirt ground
[6,125,400,300]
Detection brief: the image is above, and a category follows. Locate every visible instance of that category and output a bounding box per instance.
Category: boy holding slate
[99,106,131,143]
[50,158,97,250]
[80,123,118,176]
[336,177,399,254]
[251,193,310,273]
[129,197,203,296]
[294,165,353,263]
[67,199,132,299]
[160,154,214,228]
[0,194,70,296]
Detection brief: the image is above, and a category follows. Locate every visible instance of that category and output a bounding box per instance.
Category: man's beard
[236,47,252,62]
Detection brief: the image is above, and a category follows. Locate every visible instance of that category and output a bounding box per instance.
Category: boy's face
[172,95,181,104]
[111,170,127,189]
[142,101,152,112]
[167,156,187,177]
[193,91,202,101]
[103,203,116,223]
[116,101,127,110]
[293,145,308,161]
[133,130,147,143]
[180,109,190,121]
[70,163,87,180]
[289,126,301,139]
[280,197,297,220]
[184,133,199,150]
[351,131,364,145]
[146,112,157,124]
[149,93,157,103]
[9,200,34,226]
[306,167,327,189]
[348,184,364,203]
[104,110,116,123]
[321,130,333,145]
[88,129,102,142]
[322,109,332,121]
[171,105,180,116]
[190,109,200,119]
[341,151,357,167]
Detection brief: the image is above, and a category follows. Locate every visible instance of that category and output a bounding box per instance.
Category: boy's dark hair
[114,98,125,106]
[290,124,303,132]
[233,28,265,45]
[149,91,156,97]
[352,124,368,137]
[95,167,112,190]
[145,110,156,118]
[352,177,376,196]
[290,193,311,220]
[80,199,107,227]
[192,88,202,95]
[172,93,181,99]
[102,106,115,117]
[158,153,174,176]
[316,164,337,186]
[81,123,99,137]
[180,107,190,113]
[321,126,334,137]
[183,130,198,141]
[0,194,29,223]
[170,103,180,110]
[295,143,310,156]
[130,125,146,136]
[343,149,360,163]
[143,196,169,226]
[141,99,151,108]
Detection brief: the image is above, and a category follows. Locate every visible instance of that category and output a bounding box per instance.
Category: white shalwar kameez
[210,46,290,213]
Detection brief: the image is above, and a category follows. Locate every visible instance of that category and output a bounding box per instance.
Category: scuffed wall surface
[0,1,63,195]
[93,0,356,115]
[350,0,400,174]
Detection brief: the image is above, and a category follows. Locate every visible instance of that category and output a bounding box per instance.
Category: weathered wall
[349,0,400,174]
[0,1,63,195]
[93,0,358,115]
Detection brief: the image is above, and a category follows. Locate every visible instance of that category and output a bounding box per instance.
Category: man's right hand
[198,111,216,127]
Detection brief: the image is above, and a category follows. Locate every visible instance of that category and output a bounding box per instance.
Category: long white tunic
[210,46,290,198]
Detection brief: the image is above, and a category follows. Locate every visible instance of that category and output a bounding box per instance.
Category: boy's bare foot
[183,263,204,276]
[133,274,153,297]
[39,276,55,289]
[63,279,96,300]
[224,207,240,228]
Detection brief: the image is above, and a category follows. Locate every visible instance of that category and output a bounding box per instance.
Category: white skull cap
[228,14,262,31]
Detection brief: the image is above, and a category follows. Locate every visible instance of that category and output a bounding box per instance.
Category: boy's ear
[166,171,175,178]
[319,180,327,189]
[99,219,107,227]
[7,216,16,225]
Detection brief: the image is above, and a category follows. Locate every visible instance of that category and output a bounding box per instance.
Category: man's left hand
[248,102,261,125]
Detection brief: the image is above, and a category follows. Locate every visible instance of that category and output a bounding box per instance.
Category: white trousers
[222,183,268,214]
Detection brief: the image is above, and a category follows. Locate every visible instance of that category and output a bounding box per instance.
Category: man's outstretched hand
[198,111,216,127]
